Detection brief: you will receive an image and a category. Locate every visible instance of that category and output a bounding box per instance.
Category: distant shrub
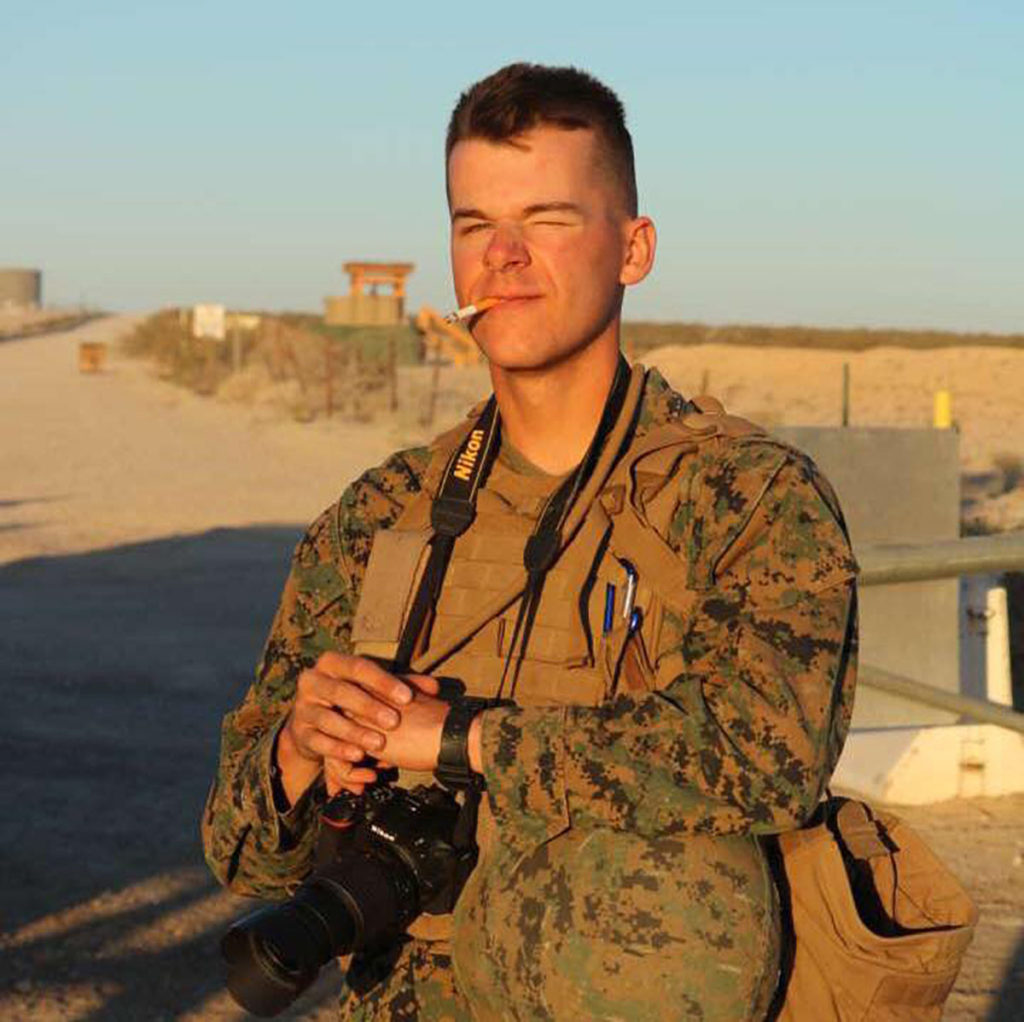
[121,309,240,394]
[279,314,422,366]
[994,453,1024,494]
[121,310,409,420]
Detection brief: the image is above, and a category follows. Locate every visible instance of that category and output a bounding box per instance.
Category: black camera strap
[391,357,635,849]
[395,355,633,684]
[392,396,501,673]
[495,355,633,702]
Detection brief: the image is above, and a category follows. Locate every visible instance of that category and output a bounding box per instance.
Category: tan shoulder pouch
[349,431,456,662]
[351,526,433,662]
[765,797,977,1021]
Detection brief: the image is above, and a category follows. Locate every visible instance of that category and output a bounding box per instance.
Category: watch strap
[435,696,489,792]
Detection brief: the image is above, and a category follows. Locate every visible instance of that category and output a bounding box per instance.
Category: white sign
[192,303,226,340]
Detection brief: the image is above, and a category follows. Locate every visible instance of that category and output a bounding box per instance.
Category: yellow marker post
[934,390,953,429]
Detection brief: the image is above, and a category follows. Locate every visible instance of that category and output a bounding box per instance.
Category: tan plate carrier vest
[350,366,977,1019]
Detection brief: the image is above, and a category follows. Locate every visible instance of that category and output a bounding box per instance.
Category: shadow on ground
[1,527,1021,1020]
[990,936,1024,1022]
[0,527,342,1018]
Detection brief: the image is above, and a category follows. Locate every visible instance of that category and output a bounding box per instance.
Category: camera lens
[255,935,303,981]
[221,882,357,1017]
[219,785,465,1016]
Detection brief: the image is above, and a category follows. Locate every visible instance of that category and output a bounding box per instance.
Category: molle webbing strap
[393,397,500,672]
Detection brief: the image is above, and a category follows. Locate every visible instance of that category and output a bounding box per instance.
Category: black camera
[220,783,478,1017]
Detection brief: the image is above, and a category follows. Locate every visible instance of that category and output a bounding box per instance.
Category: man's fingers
[326,682,402,730]
[403,673,440,696]
[304,729,374,763]
[309,705,388,753]
[314,652,412,707]
[298,669,403,730]
[325,759,377,785]
[325,758,376,798]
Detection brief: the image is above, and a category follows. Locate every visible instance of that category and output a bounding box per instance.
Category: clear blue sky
[2,1,1021,331]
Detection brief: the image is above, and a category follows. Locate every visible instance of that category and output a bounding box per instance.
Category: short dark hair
[446,63,638,216]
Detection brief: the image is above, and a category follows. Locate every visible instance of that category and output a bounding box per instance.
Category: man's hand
[369,688,451,773]
[276,653,440,804]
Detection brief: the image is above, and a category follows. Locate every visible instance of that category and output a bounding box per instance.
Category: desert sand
[1,316,1021,1019]
[644,341,1023,473]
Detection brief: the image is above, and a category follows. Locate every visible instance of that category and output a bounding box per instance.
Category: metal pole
[388,335,398,413]
[324,338,333,418]
[841,362,850,427]
[859,664,1024,734]
[857,534,1024,586]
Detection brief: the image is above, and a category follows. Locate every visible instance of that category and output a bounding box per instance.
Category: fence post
[388,335,398,412]
[324,338,334,418]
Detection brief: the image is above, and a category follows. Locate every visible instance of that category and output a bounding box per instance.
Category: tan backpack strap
[593,394,775,631]
[607,499,691,599]
[602,398,767,526]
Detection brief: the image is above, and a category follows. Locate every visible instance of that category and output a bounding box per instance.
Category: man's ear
[619,216,656,287]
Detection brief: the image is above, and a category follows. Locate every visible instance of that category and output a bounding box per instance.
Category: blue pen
[603,583,616,635]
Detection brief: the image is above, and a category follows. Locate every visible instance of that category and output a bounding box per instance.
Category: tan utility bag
[765,798,978,1020]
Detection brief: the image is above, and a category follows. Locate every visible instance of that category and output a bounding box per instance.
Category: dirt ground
[643,342,1024,533]
[1,317,1021,1020]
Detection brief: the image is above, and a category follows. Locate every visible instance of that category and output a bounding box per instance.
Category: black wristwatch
[435,696,490,792]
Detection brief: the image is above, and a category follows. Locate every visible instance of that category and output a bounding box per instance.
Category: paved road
[0,318,395,1017]
[0,316,398,566]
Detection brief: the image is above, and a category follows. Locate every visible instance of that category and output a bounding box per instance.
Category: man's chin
[476,345,559,374]
[472,331,549,371]
[476,333,603,377]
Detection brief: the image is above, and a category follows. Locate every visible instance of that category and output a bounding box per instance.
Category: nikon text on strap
[392,397,501,672]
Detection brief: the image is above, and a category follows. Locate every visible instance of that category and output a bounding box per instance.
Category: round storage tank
[0,268,42,308]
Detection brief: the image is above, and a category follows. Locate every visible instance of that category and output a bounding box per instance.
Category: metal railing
[856,533,1024,733]
[858,532,1024,586]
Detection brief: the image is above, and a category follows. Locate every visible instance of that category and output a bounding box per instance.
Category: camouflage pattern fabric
[338,944,475,1022]
[202,368,857,1020]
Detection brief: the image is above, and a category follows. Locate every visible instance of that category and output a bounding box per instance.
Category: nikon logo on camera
[453,429,485,482]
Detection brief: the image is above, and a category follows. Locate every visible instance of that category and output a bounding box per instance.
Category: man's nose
[483,223,530,272]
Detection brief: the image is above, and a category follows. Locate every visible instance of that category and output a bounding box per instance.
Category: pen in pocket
[603,583,616,635]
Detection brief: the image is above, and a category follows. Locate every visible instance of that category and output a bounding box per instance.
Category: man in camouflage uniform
[203,63,857,1020]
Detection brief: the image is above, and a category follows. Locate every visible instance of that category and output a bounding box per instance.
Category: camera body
[221,783,477,1017]
[317,782,478,919]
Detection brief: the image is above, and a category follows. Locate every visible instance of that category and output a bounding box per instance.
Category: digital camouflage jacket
[202,367,858,1021]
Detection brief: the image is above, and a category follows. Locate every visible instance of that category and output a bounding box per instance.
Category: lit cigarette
[443,297,502,323]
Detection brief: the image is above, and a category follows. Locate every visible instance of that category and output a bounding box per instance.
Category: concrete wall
[0,268,42,308]
[323,294,405,326]
[773,426,961,728]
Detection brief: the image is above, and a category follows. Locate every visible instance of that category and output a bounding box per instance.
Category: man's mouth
[444,294,542,324]
[481,294,542,307]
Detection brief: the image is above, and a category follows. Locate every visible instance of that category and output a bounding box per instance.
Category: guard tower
[324,261,414,326]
